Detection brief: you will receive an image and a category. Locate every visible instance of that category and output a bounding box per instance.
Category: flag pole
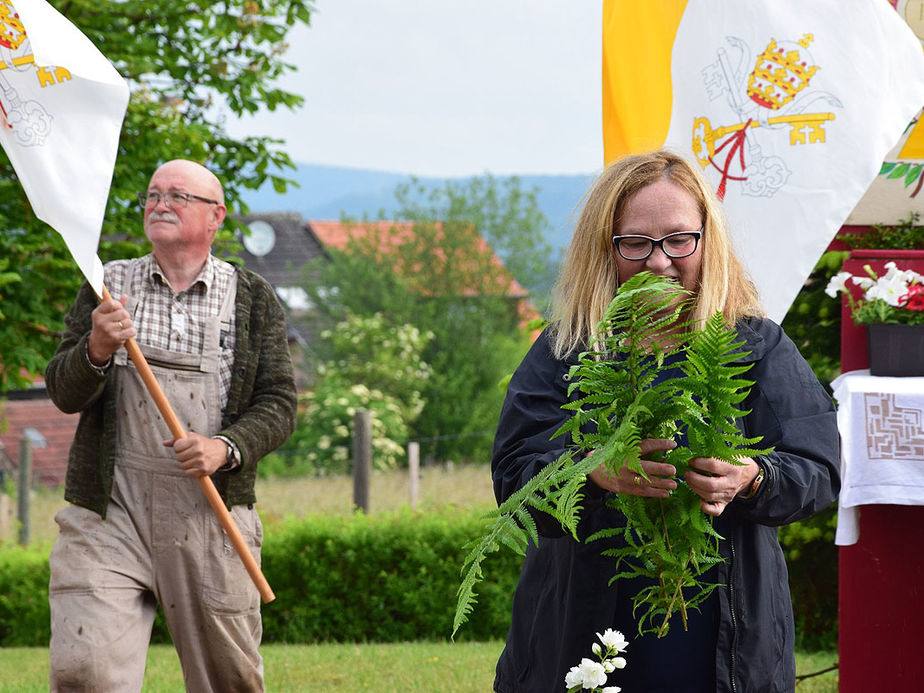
[101,285,275,604]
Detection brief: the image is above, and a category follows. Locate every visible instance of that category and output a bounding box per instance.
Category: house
[0,213,538,488]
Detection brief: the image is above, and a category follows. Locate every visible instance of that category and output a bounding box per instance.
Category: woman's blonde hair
[550,149,763,359]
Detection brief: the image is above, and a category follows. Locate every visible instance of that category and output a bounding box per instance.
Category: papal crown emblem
[747,34,818,110]
[0,0,27,52]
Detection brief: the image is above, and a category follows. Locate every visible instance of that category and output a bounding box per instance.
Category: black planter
[866,323,924,376]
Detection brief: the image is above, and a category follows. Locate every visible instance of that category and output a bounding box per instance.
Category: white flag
[0,0,129,295]
[602,0,924,322]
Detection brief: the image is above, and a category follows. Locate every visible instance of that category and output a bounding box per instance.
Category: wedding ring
[633,475,642,486]
[118,320,124,328]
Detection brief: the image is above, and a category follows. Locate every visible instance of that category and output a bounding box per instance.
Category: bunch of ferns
[453,272,772,638]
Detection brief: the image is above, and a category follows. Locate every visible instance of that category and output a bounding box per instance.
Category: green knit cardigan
[44,265,298,517]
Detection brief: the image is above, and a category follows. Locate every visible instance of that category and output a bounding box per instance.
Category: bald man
[45,160,297,692]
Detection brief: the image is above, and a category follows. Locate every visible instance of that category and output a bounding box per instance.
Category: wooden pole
[408,441,420,510]
[17,436,31,546]
[352,408,372,513]
[0,493,10,543]
[101,286,274,603]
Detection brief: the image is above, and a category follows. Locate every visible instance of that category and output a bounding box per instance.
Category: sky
[225,0,604,178]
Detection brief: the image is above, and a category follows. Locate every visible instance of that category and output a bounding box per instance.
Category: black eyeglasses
[611,229,703,261]
[138,191,220,209]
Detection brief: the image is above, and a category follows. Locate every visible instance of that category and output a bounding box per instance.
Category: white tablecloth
[831,370,924,545]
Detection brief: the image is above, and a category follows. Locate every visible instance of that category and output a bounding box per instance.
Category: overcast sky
[225,0,603,178]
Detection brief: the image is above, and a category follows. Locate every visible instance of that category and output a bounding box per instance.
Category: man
[45,159,297,692]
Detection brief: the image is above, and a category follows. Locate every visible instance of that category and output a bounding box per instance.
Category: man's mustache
[147,211,180,224]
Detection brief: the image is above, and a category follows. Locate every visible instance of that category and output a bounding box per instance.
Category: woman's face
[613,177,704,294]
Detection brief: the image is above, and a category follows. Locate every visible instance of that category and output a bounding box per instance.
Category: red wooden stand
[837,248,924,692]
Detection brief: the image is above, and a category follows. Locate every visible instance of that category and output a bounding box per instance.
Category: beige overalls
[49,265,264,692]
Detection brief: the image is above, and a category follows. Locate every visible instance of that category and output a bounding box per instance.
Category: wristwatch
[212,435,240,471]
[742,464,765,500]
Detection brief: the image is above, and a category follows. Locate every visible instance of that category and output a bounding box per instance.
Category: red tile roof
[0,397,76,488]
[308,219,530,299]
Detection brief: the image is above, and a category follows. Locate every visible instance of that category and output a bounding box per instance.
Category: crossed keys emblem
[692,34,841,200]
[0,0,68,146]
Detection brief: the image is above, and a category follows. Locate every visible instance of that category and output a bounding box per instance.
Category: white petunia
[824,271,852,298]
[867,274,912,307]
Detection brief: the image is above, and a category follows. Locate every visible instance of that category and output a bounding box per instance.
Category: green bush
[0,508,836,649]
[779,506,839,650]
[261,509,519,643]
[0,546,50,646]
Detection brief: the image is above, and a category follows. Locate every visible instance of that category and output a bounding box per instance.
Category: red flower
[898,284,924,312]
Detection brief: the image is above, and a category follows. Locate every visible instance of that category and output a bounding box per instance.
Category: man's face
[143,161,224,255]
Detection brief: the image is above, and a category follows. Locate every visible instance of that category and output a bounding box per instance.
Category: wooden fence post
[408,441,420,509]
[353,408,372,513]
[0,493,10,542]
[18,436,32,546]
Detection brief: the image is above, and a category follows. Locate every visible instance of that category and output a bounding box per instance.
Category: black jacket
[492,318,840,693]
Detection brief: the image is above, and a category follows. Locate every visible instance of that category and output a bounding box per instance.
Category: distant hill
[239,163,596,252]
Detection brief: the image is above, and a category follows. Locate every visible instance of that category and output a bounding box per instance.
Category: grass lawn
[0,642,837,692]
[10,462,498,546]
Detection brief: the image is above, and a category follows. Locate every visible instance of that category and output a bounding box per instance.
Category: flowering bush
[825,262,924,325]
[565,628,629,692]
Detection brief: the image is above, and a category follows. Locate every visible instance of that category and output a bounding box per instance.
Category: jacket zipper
[729,534,738,693]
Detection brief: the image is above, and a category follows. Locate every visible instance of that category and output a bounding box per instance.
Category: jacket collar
[731,318,767,364]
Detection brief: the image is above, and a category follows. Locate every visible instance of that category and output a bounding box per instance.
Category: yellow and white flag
[0,0,129,295]
[602,0,924,322]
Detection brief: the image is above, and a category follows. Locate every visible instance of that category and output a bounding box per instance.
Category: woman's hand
[588,438,679,498]
[685,456,760,516]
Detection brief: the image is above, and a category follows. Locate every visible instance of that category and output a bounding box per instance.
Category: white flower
[565,666,584,689]
[564,658,608,689]
[601,687,622,693]
[597,628,629,653]
[592,642,602,656]
[824,271,852,298]
[611,656,627,670]
[866,274,911,307]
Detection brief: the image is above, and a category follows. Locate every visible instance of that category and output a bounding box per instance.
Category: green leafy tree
[303,177,540,464]
[269,313,432,476]
[0,0,313,392]
[394,175,559,310]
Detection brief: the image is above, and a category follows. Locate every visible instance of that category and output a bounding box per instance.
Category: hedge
[0,507,836,648]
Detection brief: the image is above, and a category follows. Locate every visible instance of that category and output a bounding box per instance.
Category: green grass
[0,641,503,692]
[0,642,837,692]
[2,462,497,546]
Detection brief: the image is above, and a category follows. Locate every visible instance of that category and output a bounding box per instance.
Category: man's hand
[587,438,679,498]
[87,295,135,366]
[164,432,227,477]
[685,457,760,516]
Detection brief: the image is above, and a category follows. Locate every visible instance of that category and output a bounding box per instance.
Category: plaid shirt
[104,254,237,404]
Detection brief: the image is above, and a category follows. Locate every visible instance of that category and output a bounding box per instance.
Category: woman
[491,150,839,692]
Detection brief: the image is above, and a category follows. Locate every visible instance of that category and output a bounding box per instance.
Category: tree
[394,175,559,310]
[303,176,542,464]
[268,313,432,477]
[0,0,313,392]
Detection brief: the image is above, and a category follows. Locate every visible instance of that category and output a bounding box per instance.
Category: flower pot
[866,324,924,376]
